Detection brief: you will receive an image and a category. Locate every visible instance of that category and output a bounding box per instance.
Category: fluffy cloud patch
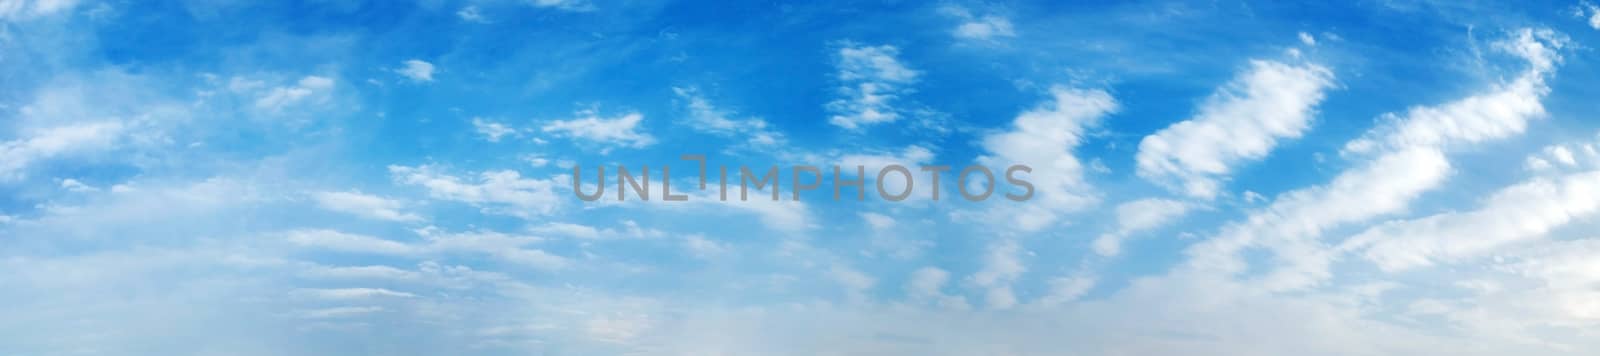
[1092,198,1193,256]
[1186,147,1452,290]
[1343,29,1562,155]
[1175,29,1566,292]
[940,5,1016,41]
[1347,170,1600,271]
[1136,60,1334,199]
[978,86,1117,231]
[1525,134,1599,171]
[540,110,654,151]
[970,239,1026,309]
[471,117,517,142]
[1579,3,1600,30]
[396,59,435,82]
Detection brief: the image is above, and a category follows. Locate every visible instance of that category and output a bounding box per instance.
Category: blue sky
[5,0,1600,355]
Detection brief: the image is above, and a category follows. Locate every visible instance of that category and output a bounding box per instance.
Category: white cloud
[836,145,935,170]
[826,44,919,130]
[287,227,568,271]
[612,176,815,234]
[254,76,335,111]
[586,313,653,344]
[827,145,937,199]
[528,220,664,240]
[9,9,1600,355]
[859,212,895,230]
[540,110,655,151]
[1035,275,1095,307]
[1092,198,1193,256]
[397,59,436,82]
[2,177,264,242]
[59,178,97,192]
[1489,239,1600,327]
[0,121,123,180]
[1525,135,1598,171]
[312,191,423,222]
[0,0,80,20]
[1356,238,1600,344]
[835,45,918,83]
[955,17,1015,41]
[291,287,416,300]
[1136,60,1335,199]
[681,234,727,259]
[414,227,568,270]
[389,165,562,217]
[530,0,592,11]
[301,265,418,280]
[1581,4,1600,30]
[1526,156,1553,171]
[673,87,785,148]
[296,306,383,319]
[1185,147,1452,291]
[1548,145,1578,166]
[701,191,814,233]
[906,266,948,298]
[1343,29,1562,155]
[530,222,601,239]
[1347,170,1600,271]
[489,248,571,270]
[286,229,417,255]
[1172,29,1569,292]
[456,5,486,23]
[978,86,1117,231]
[939,5,1016,41]
[830,264,876,301]
[472,117,517,142]
[522,154,551,167]
[970,239,1025,309]
[906,267,968,309]
[1299,32,1317,46]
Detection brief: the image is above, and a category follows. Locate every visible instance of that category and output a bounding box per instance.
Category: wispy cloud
[673,86,785,149]
[540,110,655,152]
[389,165,563,217]
[312,191,424,223]
[827,44,919,130]
[940,5,1016,41]
[978,86,1117,231]
[1136,59,1334,199]
[396,59,436,82]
